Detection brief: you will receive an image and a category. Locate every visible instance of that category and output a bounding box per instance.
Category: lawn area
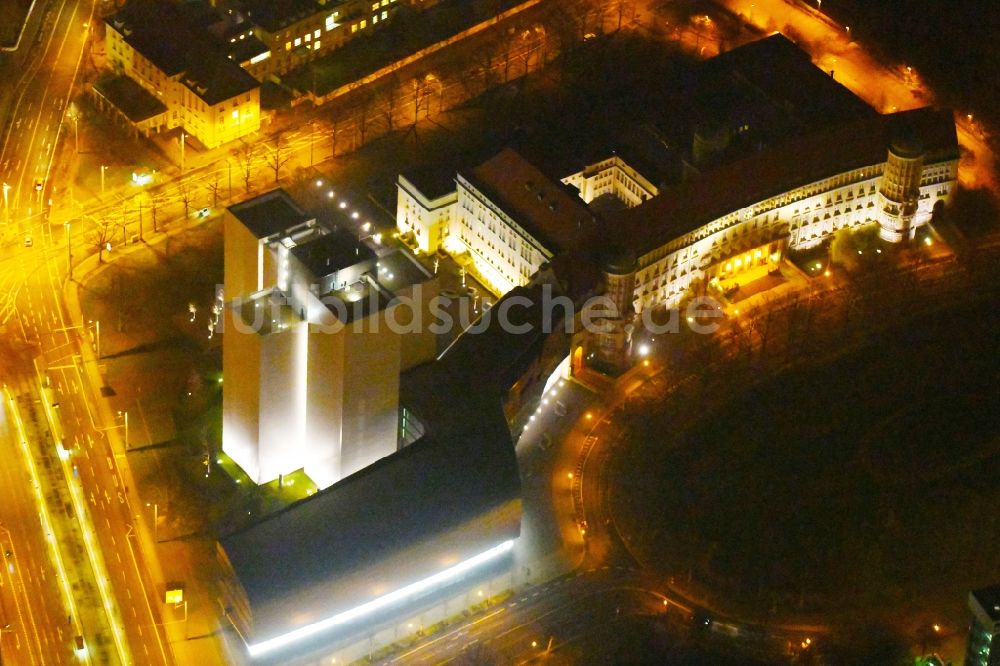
[0,0,32,46]
[613,297,1000,631]
[77,219,314,542]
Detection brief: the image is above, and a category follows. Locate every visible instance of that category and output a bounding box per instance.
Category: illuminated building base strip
[247,539,515,658]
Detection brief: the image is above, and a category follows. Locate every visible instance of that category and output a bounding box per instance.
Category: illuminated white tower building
[221,190,435,488]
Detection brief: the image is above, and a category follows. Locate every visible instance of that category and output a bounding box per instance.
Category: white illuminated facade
[560,154,659,207]
[396,173,457,254]
[105,2,261,148]
[395,148,593,296]
[452,171,555,296]
[398,111,958,313]
[246,539,514,658]
[628,135,957,312]
[221,190,435,488]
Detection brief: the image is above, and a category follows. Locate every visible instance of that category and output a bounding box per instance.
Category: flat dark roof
[227,34,270,63]
[375,249,433,292]
[699,33,874,129]
[218,287,558,643]
[106,0,259,106]
[93,74,167,122]
[615,107,958,258]
[229,189,311,239]
[972,584,1000,623]
[290,227,375,279]
[237,0,321,33]
[462,148,598,256]
[182,58,260,106]
[400,164,457,201]
[107,0,189,75]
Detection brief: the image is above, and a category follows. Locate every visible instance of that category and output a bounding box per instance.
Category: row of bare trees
[311,0,645,155]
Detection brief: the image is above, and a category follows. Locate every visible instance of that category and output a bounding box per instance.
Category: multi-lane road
[0,0,174,660]
[0,0,94,241]
[0,378,73,665]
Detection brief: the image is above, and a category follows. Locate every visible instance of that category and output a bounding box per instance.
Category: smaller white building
[396,171,457,254]
[560,153,659,208]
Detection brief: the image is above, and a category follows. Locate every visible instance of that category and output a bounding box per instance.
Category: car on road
[195,207,211,218]
[33,179,43,192]
[23,235,33,247]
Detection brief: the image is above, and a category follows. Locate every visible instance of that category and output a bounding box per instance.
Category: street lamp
[65,222,72,280]
[89,319,101,358]
[66,102,79,153]
[118,410,129,449]
[146,502,159,541]
[100,165,108,196]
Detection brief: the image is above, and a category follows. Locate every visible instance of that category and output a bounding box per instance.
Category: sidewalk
[63,215,227,665]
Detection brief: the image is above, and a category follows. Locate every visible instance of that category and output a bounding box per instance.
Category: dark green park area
[614,297,1000,630]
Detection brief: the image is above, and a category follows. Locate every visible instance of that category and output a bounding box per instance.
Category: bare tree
[179,181,193,221]
[92,216,115,262]
[496,25,521,83]
[266,132,291,183]
[607,0,637,31]
[149,193,160,233]
[207,171,222,208]
[235,141,255,194]
[377,75,402,132]
[355,90,376,146]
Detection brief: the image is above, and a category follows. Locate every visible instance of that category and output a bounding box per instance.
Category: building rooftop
[93,74,168,122]
[290,227,375,279]
[404,284,555,419]
[217,291,536,648]
[228,189,313,239]
[971,584,1000,625]
[699,33,874,128]
[236,0,322,33]
[375,248,434,292]
[226,34,270,65]
[614,107,958,258]
[107,0,190,75]
[399,164,458,202]
[182,57,260,106]
[462,148,598,256]
[106,0,259,106]
[664,33,876,171]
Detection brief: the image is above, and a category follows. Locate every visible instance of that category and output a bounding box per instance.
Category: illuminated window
[360,19,367,29]
[314,29,320,38]
[305,33,310,42]
[372,14,378,23]
[351,23,357,32]
[371,1,378,8]
[294,37,301,46]
[314,40,320,49]
[232,109,239,119]
[285,41,291,50]
[381,0,388,5]
[325,14,336,30]
[381,10,387,18]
